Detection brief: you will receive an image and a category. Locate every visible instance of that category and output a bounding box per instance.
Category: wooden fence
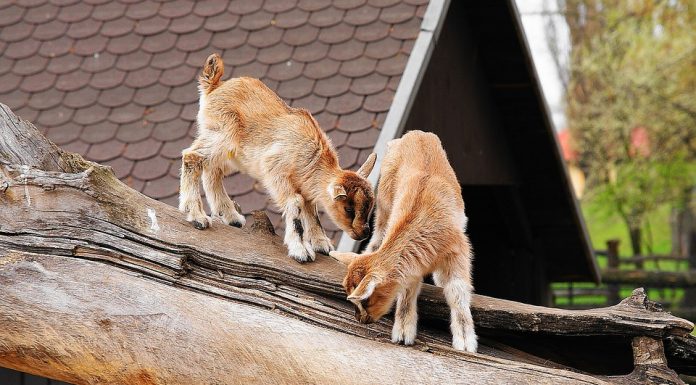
[553,240,696,320]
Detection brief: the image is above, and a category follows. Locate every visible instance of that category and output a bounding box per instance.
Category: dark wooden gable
[404,0,597,305]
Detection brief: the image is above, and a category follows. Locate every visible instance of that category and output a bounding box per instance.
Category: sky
[515,0,569,131]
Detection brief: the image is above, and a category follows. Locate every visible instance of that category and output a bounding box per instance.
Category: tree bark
[671,207,685,257]
[0,103,694,384]
[629,223,643,261]
[3,252,609,385]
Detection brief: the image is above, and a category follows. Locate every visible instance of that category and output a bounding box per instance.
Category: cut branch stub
[619,288,664,312]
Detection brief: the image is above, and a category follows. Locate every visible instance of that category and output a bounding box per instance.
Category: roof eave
[337,0,452,252]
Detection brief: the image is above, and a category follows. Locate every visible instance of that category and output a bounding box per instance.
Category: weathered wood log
[665,335,696,375]
[4,252,615,385]
[1,103,695,384]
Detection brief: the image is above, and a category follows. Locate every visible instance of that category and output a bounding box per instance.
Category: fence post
[607,239,620,305]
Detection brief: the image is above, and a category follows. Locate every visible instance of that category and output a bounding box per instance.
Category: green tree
[545,0,696,256]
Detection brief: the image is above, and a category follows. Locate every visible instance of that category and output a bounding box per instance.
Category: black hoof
[315,248,331,255]
[192,220,208,230]
[229,221,243,228]
[290,255,312,264]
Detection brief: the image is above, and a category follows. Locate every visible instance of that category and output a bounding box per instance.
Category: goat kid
[330,130,477,352]
[180,53,377,263]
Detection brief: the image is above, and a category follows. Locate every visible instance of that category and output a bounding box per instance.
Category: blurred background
[518,0,696,327]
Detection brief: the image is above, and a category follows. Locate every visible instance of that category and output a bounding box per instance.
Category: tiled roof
[0,0,428,241]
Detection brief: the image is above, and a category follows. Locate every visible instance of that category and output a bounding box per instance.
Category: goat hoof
[192,220,208,230]
[294,256,312,264]
[311,238,334,255]
[289,253,313,264]
[229,221,243,228]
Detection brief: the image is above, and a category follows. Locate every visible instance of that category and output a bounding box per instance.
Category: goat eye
[345,206,354,214]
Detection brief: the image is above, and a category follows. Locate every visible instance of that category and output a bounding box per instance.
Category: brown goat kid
[179,53,377,263]
[331,130,477,352]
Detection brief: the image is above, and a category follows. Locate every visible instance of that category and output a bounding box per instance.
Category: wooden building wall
[403,0,592,305]
[0,368,71,385]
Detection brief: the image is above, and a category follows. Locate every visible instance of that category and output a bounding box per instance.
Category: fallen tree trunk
[0,103,694,384]
[2,252,612,385]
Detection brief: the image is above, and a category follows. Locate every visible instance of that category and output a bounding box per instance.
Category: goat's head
[330,251,398,324]
[326,153,376,241]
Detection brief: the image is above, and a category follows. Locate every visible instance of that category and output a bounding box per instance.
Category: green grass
[582,198,672,257]
[581,198,684,271]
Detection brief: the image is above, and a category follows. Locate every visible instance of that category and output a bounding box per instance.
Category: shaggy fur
[180,53,377,263]
[331,130,477,352]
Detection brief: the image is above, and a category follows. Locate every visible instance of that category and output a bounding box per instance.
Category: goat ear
[348,297,363,306]
[329,251,359,264]
[329,183,347,201]
[347,274,380,301]
[357,153,377,178]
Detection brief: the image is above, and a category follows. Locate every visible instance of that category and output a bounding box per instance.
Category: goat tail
[199,53,224,95]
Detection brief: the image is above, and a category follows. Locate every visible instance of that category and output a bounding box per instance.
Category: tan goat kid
[179,53,377,263]
[331,130,477,352]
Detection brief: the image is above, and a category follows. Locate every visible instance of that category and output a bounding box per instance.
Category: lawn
[582,198,673,260]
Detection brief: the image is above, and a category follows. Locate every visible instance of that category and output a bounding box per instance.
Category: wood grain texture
[0,103,694,384]
[666,335,696,375]
[0,252,611,385]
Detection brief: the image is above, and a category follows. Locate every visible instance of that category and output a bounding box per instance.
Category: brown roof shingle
[0,0,427,242]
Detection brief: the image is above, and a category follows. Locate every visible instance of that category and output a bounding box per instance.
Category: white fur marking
[147,208,160,232]
[266,143,284,157]
[197,94,207,129]
[350,277,378,300]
